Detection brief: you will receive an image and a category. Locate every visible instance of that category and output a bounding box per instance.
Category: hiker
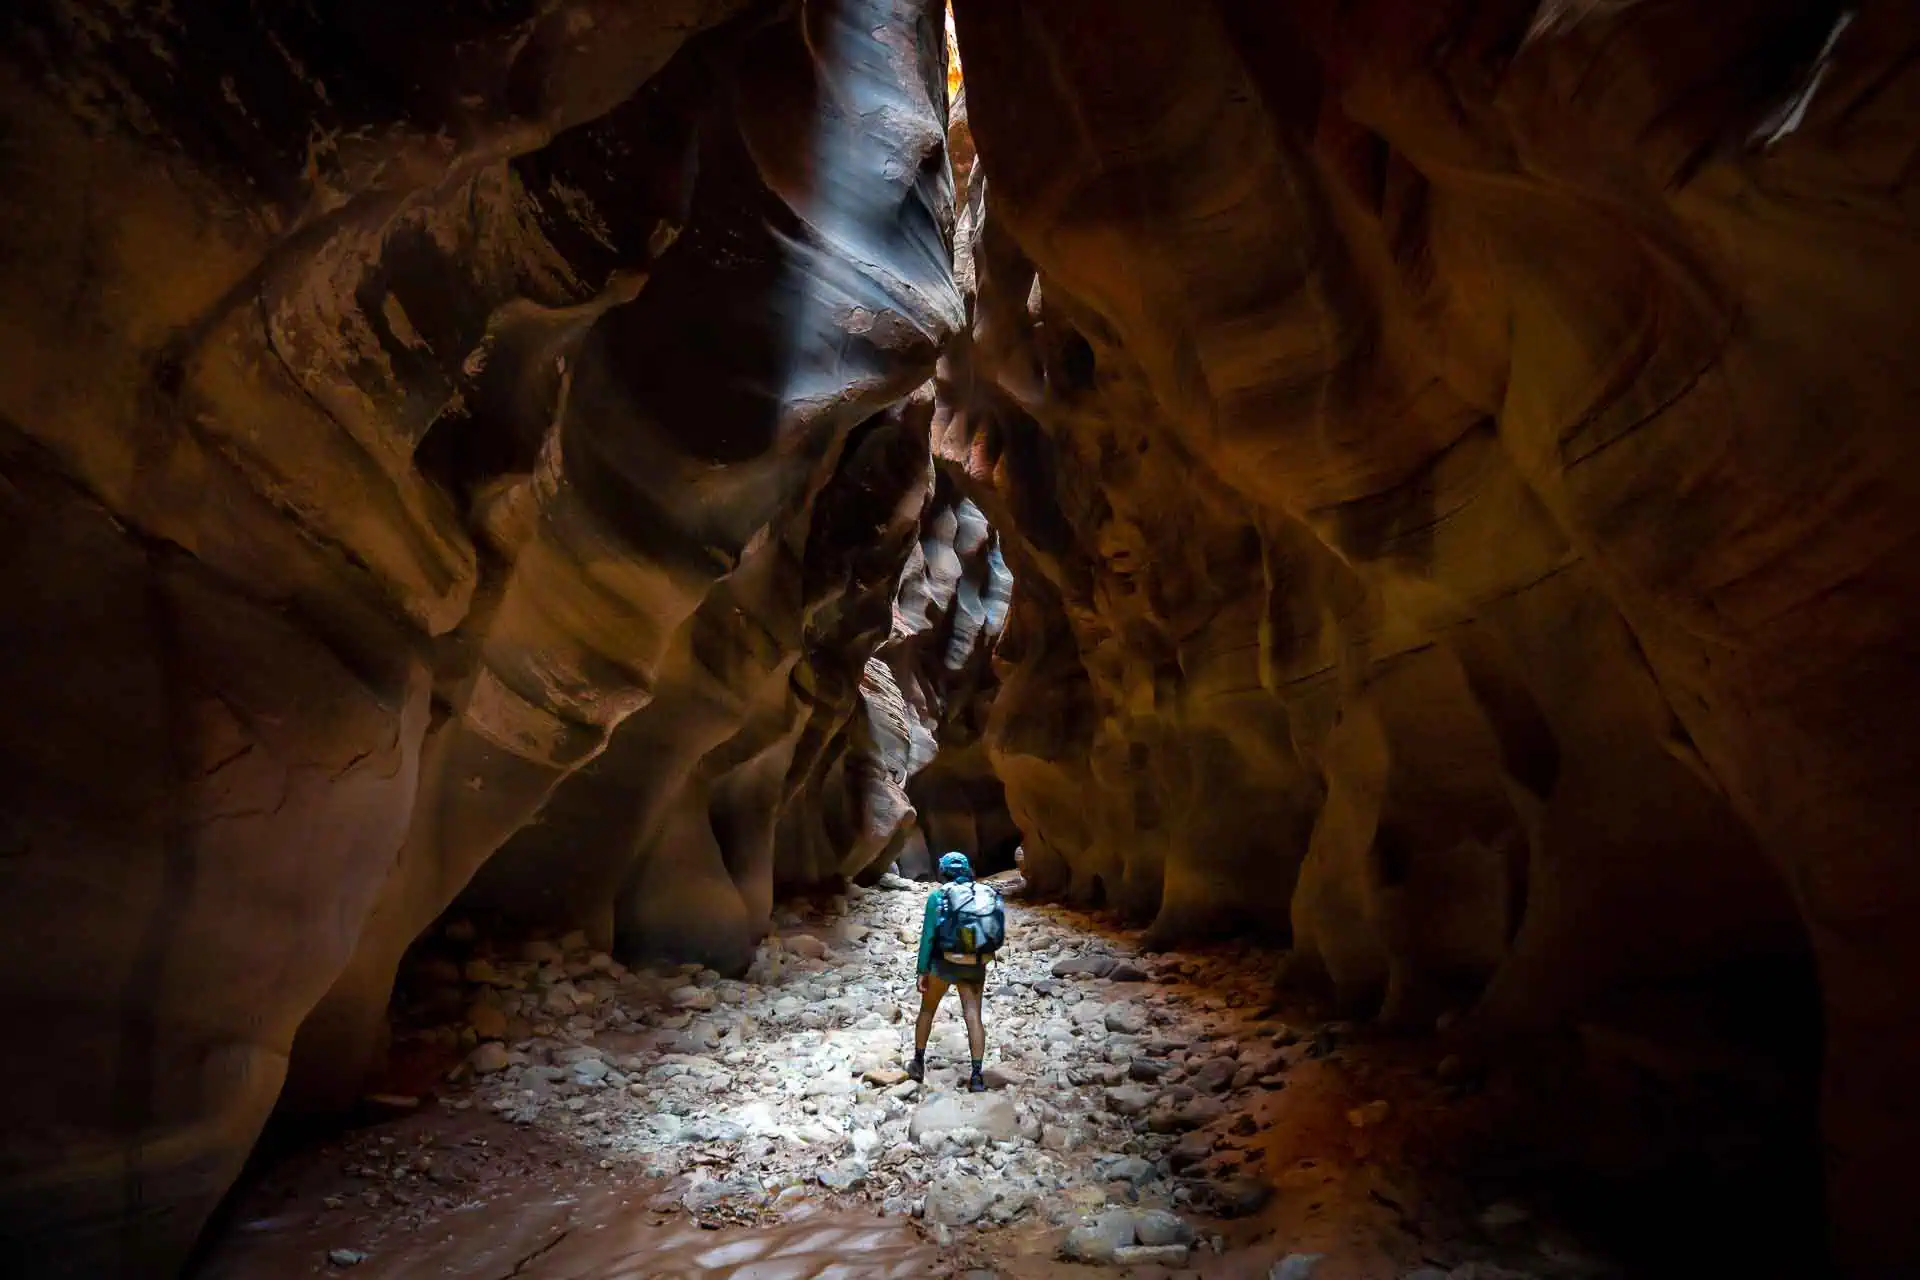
[909,851,1006,1091]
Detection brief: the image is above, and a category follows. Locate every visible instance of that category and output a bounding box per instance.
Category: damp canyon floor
[199,880,1618,1280]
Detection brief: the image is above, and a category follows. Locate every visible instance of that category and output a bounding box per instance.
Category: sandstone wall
[0,0,959,1271]
[4,0,1920,1272]
[944,0,1920,1269]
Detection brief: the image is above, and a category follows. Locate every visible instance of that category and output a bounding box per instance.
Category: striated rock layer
[0,0,959,1273]
[2,0,1919,1274]
[944,0,1920,1271]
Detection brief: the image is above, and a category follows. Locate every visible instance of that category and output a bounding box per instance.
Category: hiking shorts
[928,953,988,988]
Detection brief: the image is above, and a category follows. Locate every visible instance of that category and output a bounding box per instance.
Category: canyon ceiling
[1,0,1917,1276]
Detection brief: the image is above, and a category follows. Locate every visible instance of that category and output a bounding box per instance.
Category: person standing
[908,852,1003,1091]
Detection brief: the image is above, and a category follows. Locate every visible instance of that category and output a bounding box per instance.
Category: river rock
[468,1042,511,1074]
[1060,1208,1138,1263]
[1103,1085,1157,1117]
[682,1176,762,1214]
[1095,1154,1157,1184]
[783,934,830,960]
[984,1063,1026,1089]
[1115,1244,1190,1266]
[924,1175,995,1225]
[1188,1055,1238,1093]
[910,1091,1019,1144]
[818,1161,867,1191]
[1134,1209,1195,1246]
[1169,1130,1215,1170]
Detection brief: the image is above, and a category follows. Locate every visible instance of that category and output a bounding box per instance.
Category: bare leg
[914,976,950,1055]
[958,981,985,1061]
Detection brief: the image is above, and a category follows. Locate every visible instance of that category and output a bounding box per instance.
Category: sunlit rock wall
[0,0,958,1272]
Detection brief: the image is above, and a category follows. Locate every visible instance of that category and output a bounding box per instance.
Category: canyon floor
[196,883,1622,1280]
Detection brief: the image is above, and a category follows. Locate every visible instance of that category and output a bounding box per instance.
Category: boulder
[910,1092,1020,1144]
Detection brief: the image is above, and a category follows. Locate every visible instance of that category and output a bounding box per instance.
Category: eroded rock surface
[942,0,1920,1270]
[3,0,1920,1275]
[0,0,959,1271]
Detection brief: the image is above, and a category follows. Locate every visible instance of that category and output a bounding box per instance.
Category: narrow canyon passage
[1,1,1917,1278]
[196,879,1681,1280]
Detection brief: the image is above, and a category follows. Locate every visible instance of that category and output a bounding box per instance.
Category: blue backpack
[936,882,1006,957]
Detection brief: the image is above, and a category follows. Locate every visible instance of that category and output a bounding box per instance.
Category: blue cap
[938,852,974,881]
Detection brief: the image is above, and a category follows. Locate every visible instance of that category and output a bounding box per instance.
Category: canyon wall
[944,0,1919,1270]
[3,0,1920,1274]
[0,0,960,1272]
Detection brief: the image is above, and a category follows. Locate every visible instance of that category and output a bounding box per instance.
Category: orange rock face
[0,0,959,1272]
[945,0,1920,1270]
[2,0,1919,1274]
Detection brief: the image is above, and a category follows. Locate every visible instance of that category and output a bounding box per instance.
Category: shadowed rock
[947,0,1920,1269]
[0,0,957,1271]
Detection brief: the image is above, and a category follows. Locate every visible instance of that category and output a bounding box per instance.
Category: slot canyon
[1,0,1916,1276]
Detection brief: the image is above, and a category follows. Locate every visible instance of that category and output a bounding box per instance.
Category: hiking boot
[968,1067,987,1093]
[907,1055,924,1083]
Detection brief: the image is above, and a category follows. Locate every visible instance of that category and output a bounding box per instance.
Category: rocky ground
[200,880,1623,1279]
